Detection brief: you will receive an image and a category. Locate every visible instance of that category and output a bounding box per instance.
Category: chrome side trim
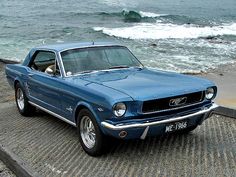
[29,101,76,127]
[101,103,218,130]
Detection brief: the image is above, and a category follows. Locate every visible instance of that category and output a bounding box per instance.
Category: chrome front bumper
[101,103,218,131]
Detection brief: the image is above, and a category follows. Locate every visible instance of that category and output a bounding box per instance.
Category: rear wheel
[77,109,106,156]
[15,82,35,116]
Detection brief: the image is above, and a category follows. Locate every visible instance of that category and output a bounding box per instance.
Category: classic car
[5,42,218,156]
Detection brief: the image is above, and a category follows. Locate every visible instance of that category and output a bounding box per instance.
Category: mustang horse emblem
[169,97,187,106]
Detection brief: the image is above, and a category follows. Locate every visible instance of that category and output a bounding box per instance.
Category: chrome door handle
[28,73,34,77]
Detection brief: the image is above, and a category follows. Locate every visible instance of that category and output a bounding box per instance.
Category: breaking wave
[93,23,236,39]
[62,10,165,22]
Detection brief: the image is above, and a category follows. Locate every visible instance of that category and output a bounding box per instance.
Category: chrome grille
[142,91,204,113]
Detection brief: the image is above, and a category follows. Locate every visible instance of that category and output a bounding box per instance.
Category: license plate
[165,121,188,133]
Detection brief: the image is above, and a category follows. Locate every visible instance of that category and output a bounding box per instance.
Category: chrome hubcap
[80,116,96,149]
[16,88,24,110]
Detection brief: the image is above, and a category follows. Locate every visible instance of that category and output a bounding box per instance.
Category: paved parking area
[0,160,15,177]
[0,102,235,177]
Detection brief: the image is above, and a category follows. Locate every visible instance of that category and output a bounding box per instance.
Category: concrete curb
[215,106,236,119]
[0,144,41,177]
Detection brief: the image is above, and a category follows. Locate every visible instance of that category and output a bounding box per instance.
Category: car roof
[35,42,124,52]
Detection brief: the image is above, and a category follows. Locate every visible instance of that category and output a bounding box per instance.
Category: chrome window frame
[58,45,144,78]
[28,49,63,78]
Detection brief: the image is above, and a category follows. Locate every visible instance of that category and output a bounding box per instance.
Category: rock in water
[122,10,142,22]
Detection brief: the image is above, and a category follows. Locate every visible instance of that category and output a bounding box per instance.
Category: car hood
[77,68,215,101]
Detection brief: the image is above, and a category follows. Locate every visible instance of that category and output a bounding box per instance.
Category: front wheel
[77,109,106,156]
[15,83,35,116]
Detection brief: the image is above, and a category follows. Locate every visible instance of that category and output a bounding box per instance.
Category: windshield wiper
[109,65,130,69]
[131,66,144,70]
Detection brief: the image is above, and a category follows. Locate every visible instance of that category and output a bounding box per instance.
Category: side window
[30,51,60,75]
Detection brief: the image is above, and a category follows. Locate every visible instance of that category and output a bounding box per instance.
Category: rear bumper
[101,103,218,139]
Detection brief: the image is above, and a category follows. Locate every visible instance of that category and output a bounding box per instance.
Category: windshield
[60,46,143,76]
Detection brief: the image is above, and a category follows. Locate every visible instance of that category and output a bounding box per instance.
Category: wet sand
[0,61,235,109]
[200,63,236,109]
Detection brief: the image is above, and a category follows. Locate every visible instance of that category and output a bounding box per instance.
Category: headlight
[113,102,126,117]
[205,87,215,100]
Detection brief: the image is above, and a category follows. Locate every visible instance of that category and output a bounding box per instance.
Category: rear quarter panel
[5,64,29,90]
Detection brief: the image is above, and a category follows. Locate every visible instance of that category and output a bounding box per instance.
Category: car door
[27,50,62,115]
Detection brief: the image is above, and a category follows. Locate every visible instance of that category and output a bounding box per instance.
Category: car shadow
[35,110,206,155]
[32,108,216,158]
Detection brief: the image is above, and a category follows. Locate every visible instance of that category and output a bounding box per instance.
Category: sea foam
[139,11,166,18]
[93,23,236,39]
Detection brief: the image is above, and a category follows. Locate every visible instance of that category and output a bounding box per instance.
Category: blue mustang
[5,42,218,156]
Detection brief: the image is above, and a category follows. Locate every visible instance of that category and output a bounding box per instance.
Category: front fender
[74,101,112,135]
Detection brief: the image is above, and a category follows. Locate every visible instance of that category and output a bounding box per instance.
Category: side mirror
[45,66,55,75]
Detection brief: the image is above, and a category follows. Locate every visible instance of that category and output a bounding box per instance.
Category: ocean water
[1,0,236,73]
